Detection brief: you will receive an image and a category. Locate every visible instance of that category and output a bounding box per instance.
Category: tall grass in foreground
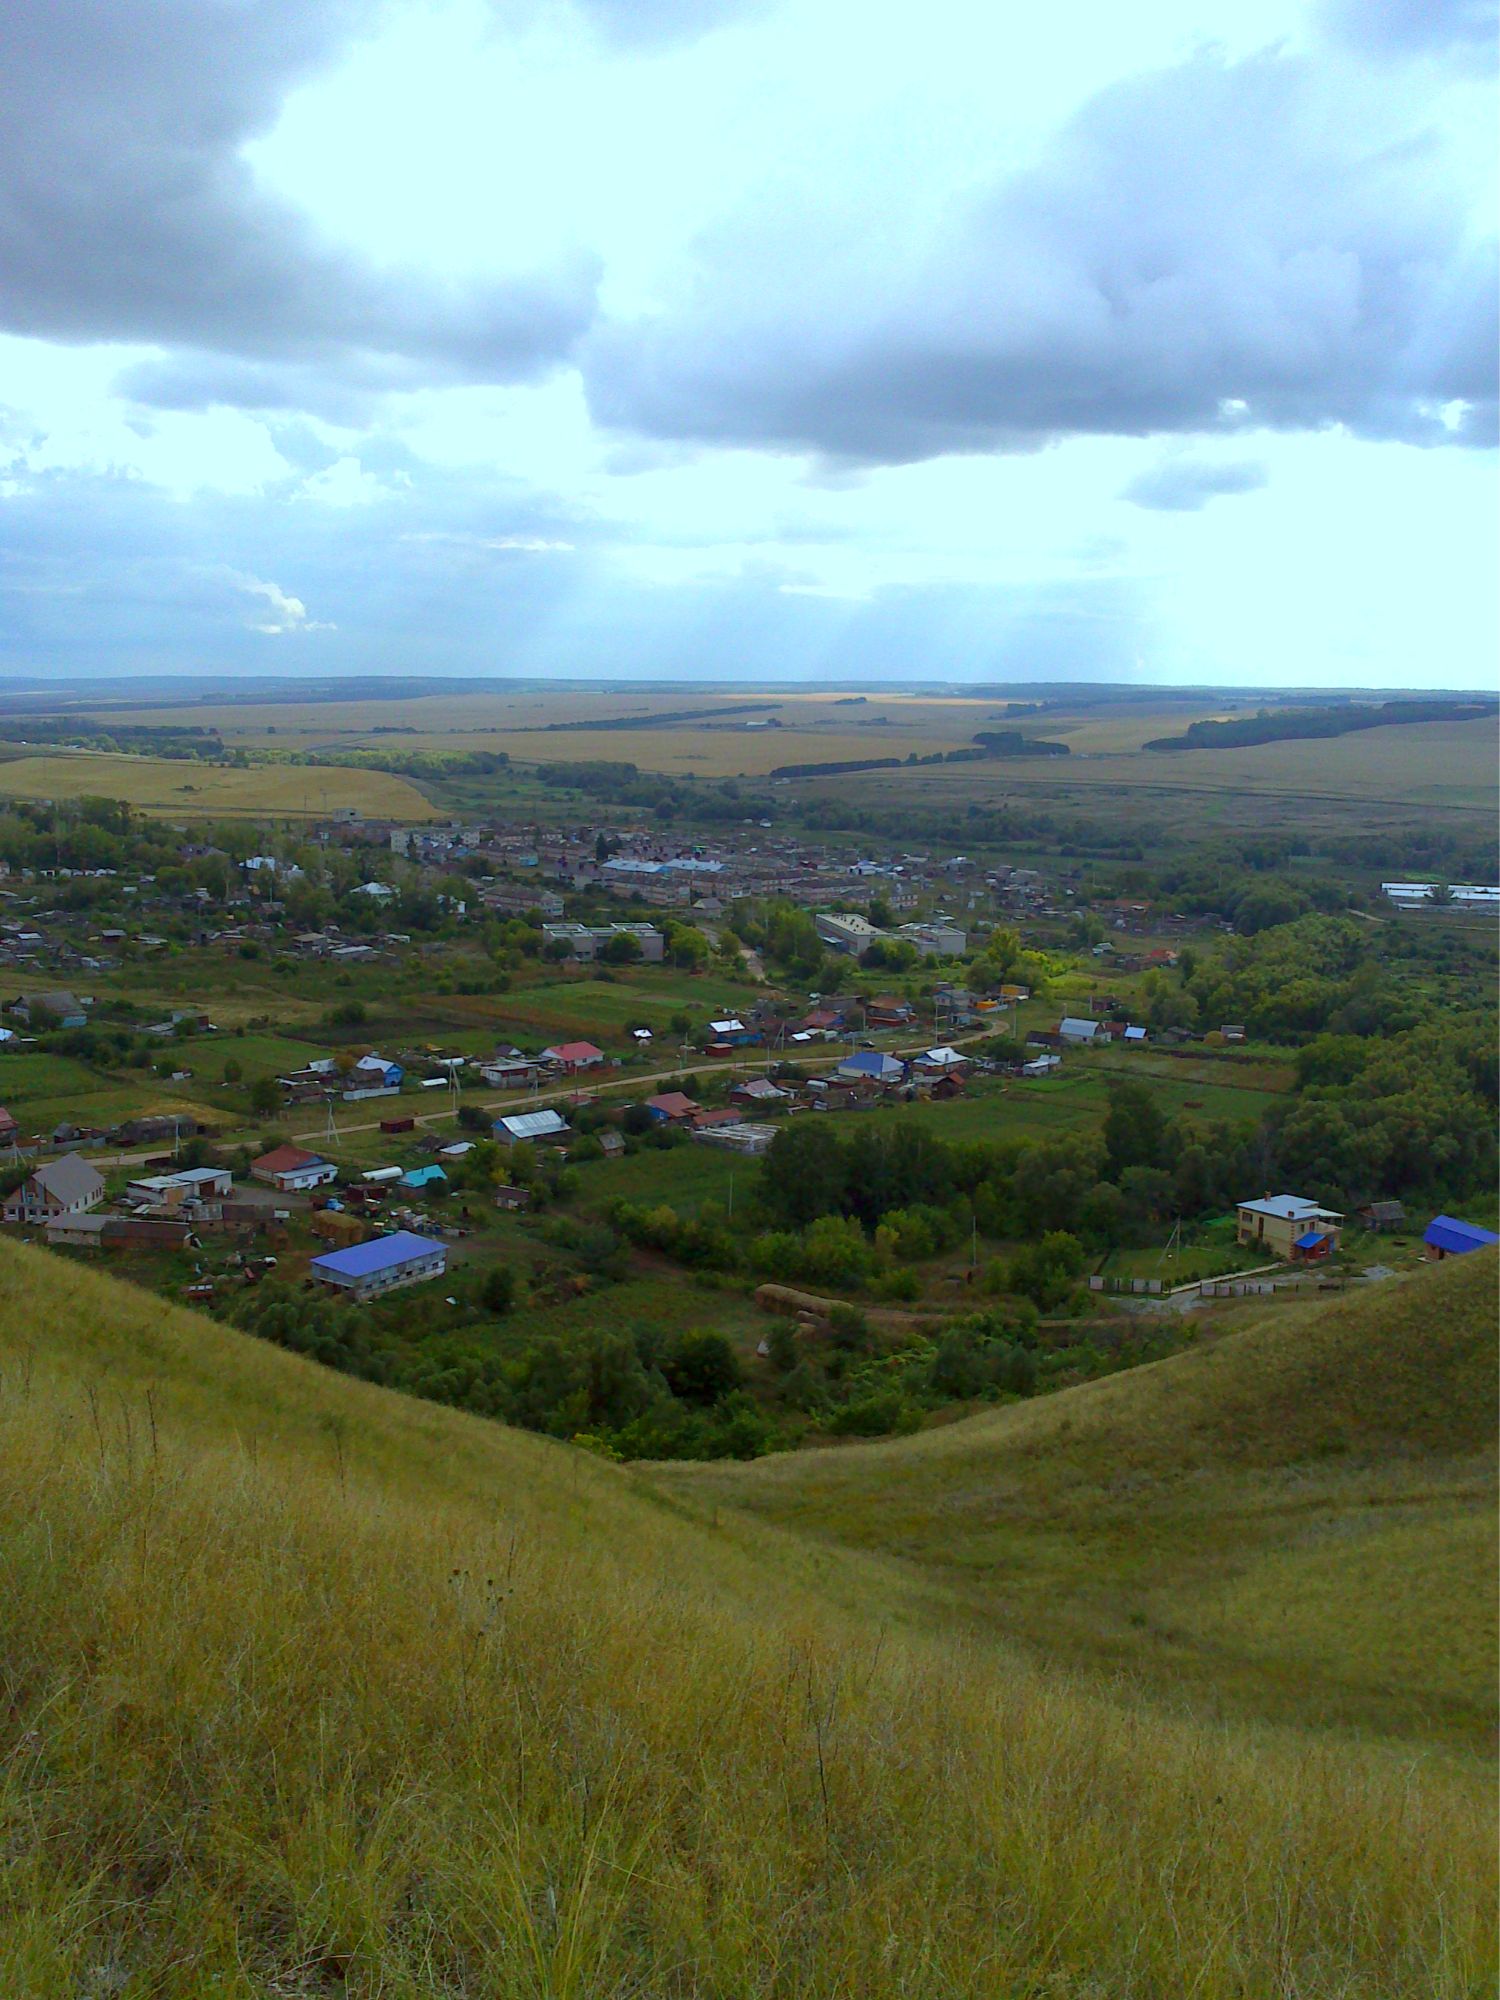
[0,1241,1493,1997]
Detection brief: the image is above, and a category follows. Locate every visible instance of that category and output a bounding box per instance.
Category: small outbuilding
[1423,1215,1500,1260]
[494,1108,570,1147]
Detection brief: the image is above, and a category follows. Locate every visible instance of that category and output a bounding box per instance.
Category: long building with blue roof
[309,1230,447,1302]
[1423,1215,1500,1260]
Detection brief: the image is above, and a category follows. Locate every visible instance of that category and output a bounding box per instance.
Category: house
[250,1145,338,1193]
[310,1230,447,1302]
[707,1018,758,1046]
[541,1041,605,1073]
[400,1164,447,1190]
[43,1211,112,1249]
[596,1130,627,1160]
[0,1106,17,1146]
[346,1053,403,1093]
[1423,1215,1500,1259]
[865,995,916,1029]
[1235,1194,1343,1261]
[481,1051,539,1089]
[493,1183,533,1211]
[9,989,88,1030]
[124,1166,234,1205]
[691,1106,746,1131]
[1122,1025,1148,1046]
[730,1076,791,1108]
[3,1153,105,1224]
[494,1108,571,1147]
[1021,1054,1061,1077]
[835,1051,906,1085]
[644,1091,700,1124]
[1058,1017,1101,1045]
[1358,1200,1407,1232]
[913,1045,969,1076]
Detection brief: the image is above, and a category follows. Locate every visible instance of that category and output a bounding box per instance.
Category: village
[0,790,1493,1410]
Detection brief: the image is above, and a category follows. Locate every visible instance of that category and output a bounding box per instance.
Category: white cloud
[234,573,335,635]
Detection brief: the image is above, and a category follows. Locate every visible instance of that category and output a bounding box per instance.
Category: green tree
[248,1075,282,1118]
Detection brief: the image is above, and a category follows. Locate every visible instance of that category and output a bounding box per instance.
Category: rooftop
[311,1231,446,1279]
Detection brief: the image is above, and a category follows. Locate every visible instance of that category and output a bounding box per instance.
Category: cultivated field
[0,749,438,820]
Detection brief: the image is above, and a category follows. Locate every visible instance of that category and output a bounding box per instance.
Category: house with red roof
[541,1041,605,1073]
[644,1090,700,1124]
[250,1144,338,1192]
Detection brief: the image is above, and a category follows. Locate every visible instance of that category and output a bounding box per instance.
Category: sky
[0,0,1494,689]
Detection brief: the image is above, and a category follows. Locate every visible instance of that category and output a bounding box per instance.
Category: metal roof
[310,1231,446,1279]
[1238,1195,1341,1222]
[1424,1215,1500,1255]
[495,1109,569,1139]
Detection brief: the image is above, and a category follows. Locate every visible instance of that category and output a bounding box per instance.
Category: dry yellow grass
[658,1256,1500,1748]
[0,750,439,820]
[0,1237,1493,1996]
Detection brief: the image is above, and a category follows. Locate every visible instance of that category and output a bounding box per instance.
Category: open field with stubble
[0,747,439,819]
[816,716,1500,831]
[0,1235,1493,1997]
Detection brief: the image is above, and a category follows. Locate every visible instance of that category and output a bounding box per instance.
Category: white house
[1058,1017,1101,1044]
[3,1154,105,1224]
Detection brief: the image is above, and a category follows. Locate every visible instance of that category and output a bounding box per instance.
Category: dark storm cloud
[1122,459,1269,511]
[0,1,598,388]
[584,48,1497,464]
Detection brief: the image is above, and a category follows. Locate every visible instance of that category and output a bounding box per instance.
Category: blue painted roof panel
[311,1230,446,1279]
[1424,1215,1500,1255]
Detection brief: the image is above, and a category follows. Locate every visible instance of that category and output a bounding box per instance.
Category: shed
[1423,1215,1500,1259]
[1358,1200,1407,1232]
[494,1108,570,1146]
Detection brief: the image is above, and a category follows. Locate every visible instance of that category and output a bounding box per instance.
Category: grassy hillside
[659,1257,1499,1749]
[0,1241,1493,1997]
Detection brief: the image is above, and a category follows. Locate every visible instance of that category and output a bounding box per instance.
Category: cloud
[234,574,335,635]
[0,1,598,395]
[585,47,1497,463]
[1122,458,1269,511]
[1320,0,1497,67]
[567,0,769,48]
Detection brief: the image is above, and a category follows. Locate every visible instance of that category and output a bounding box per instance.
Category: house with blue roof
[835,1050,906,1085]
[400,1164,447,1191]
[1423,1215,1500,1260]
[309,1230,446,1302]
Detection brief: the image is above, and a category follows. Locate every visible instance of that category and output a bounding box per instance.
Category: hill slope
[0,1239,1493,1998]
[656,1256,1499,1748]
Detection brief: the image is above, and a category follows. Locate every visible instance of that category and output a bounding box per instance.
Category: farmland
[0,748,438,820]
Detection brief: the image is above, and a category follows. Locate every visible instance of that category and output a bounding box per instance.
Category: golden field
[0,749,440,820]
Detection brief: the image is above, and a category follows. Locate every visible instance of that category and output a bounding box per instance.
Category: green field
[658,1252,1499,1749]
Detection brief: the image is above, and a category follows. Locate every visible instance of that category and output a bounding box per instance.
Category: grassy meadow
[0,1235,1494,1997]
[657,1253,1499,1750]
